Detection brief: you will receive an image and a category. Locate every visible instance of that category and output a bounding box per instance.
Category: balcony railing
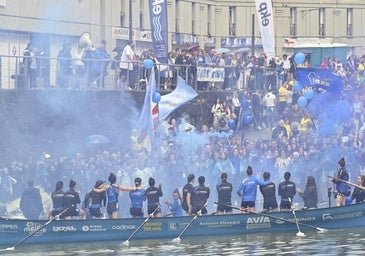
[0,54,280,92]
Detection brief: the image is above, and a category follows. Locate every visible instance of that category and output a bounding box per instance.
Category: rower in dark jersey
[46,180,65,219]
[191,176,210,215]
[145,177,163,217]
[216,172,233,214]
[129,177,146,218]
[93,172,135,219]
[259,171,278,212]
[278,171,296,211]
[182,174,195,215]
[84,180,107,218]
[62,179,86,219]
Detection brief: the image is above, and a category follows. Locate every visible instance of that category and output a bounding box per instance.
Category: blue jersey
[129,189,146,208]
[237,176,270,202]
[107,184,119,204]
[168,198,183,217]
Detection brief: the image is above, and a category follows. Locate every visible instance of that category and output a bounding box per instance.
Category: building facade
[0,0,365,88]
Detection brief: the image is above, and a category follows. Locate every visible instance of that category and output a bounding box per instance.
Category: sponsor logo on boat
[144,222,162,231]
[0,223,18,232]
[322,211,363,221]
[52,226,77,232]
[82,225,106,232]
[246,216,271,229]
[24,222,45,236]
[111,224,136,230]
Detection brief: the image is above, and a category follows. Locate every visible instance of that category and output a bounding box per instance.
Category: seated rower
[46,181,65,220]
[62,179,86,220]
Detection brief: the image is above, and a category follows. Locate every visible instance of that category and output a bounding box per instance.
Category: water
[1,228,365,255]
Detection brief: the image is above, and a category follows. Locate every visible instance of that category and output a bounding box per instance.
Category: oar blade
[296,231,306,237]
[123,240,130,246]
[0,247,15,252]
[172,237,181,243]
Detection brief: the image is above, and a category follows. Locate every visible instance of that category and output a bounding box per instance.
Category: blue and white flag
[296,67,343,93]
[159,76,198,121]
[255,0,275,60]
[149,0,168,64]
[137,68,159,137]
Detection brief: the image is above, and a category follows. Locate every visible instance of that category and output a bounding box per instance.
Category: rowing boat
[0,203,364,247]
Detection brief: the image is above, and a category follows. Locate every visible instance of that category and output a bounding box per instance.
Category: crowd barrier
[0,55,280,92]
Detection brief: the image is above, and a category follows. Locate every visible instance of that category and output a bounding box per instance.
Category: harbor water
[1,227,364,255]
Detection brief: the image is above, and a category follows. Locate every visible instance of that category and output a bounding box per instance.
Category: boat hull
[0,204,364,246]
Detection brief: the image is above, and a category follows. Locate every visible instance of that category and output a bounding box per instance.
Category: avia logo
[322,213,334,221]
[257,2,272,27]
[247,216,270,224]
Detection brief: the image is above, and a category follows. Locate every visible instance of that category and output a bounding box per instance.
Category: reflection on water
[2,228,365,256]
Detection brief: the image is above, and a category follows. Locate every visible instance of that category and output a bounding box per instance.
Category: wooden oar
[0,205,74,252]
[288,198,305,237]
[328,176,365,190]
[214,202,327,233]
[123,204,161,245]
[172,202,208,243]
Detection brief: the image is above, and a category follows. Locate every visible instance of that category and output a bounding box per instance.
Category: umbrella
[187,44,200,52]
[87,134,110,145]
[216,48,230,54]
[234,47,251,54]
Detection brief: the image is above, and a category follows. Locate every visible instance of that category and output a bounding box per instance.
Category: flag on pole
[149,0,168,64]
[255,0,275,60]
[137,68,159,138]
[296,67,343,93]
[158,76,198,121]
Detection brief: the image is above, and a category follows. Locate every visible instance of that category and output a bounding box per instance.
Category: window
[347,8,353,37]
[319,8,325,36]
[207,5,212,36]
[290,7,297,36]
[229,7,236,35]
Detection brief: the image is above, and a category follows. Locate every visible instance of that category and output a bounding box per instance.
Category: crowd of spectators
[2,51,365,217]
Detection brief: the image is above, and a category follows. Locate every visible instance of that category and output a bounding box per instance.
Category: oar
[123,204,161,245]
[172,202,208,243]
[214,202,327,233]
[328,175,365,190]
[0,205,73,252]
[288,198,305,237]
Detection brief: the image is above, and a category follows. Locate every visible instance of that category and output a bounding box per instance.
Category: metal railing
[0,54,280,92]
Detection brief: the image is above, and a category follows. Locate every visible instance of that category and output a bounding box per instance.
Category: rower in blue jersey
[93,172,135,219]
[237,166,271,213]
[129,177,146,218]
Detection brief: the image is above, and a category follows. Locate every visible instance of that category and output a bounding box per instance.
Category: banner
[137,68,159,137]
[255,0,275,60]
[159,76,199,120]
[296,67,343,93]
[149,0,168,64]
[197,67,225,82]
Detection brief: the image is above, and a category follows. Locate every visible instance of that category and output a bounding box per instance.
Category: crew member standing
[182,174,195,215]
[84,180,107,219]
[20,180,43,219]
[259,171,278,212]
[93,172,136,219]
[145,177,163,217]
[278,171,296,211]
[129,177,146,218]
[330,157,351,206]
[191,176,210,215]
[237,166,271,213]
[216,172,233,214]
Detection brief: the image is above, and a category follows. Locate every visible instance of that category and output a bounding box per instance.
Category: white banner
[197,67,225,82]
[255,0,275,60]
